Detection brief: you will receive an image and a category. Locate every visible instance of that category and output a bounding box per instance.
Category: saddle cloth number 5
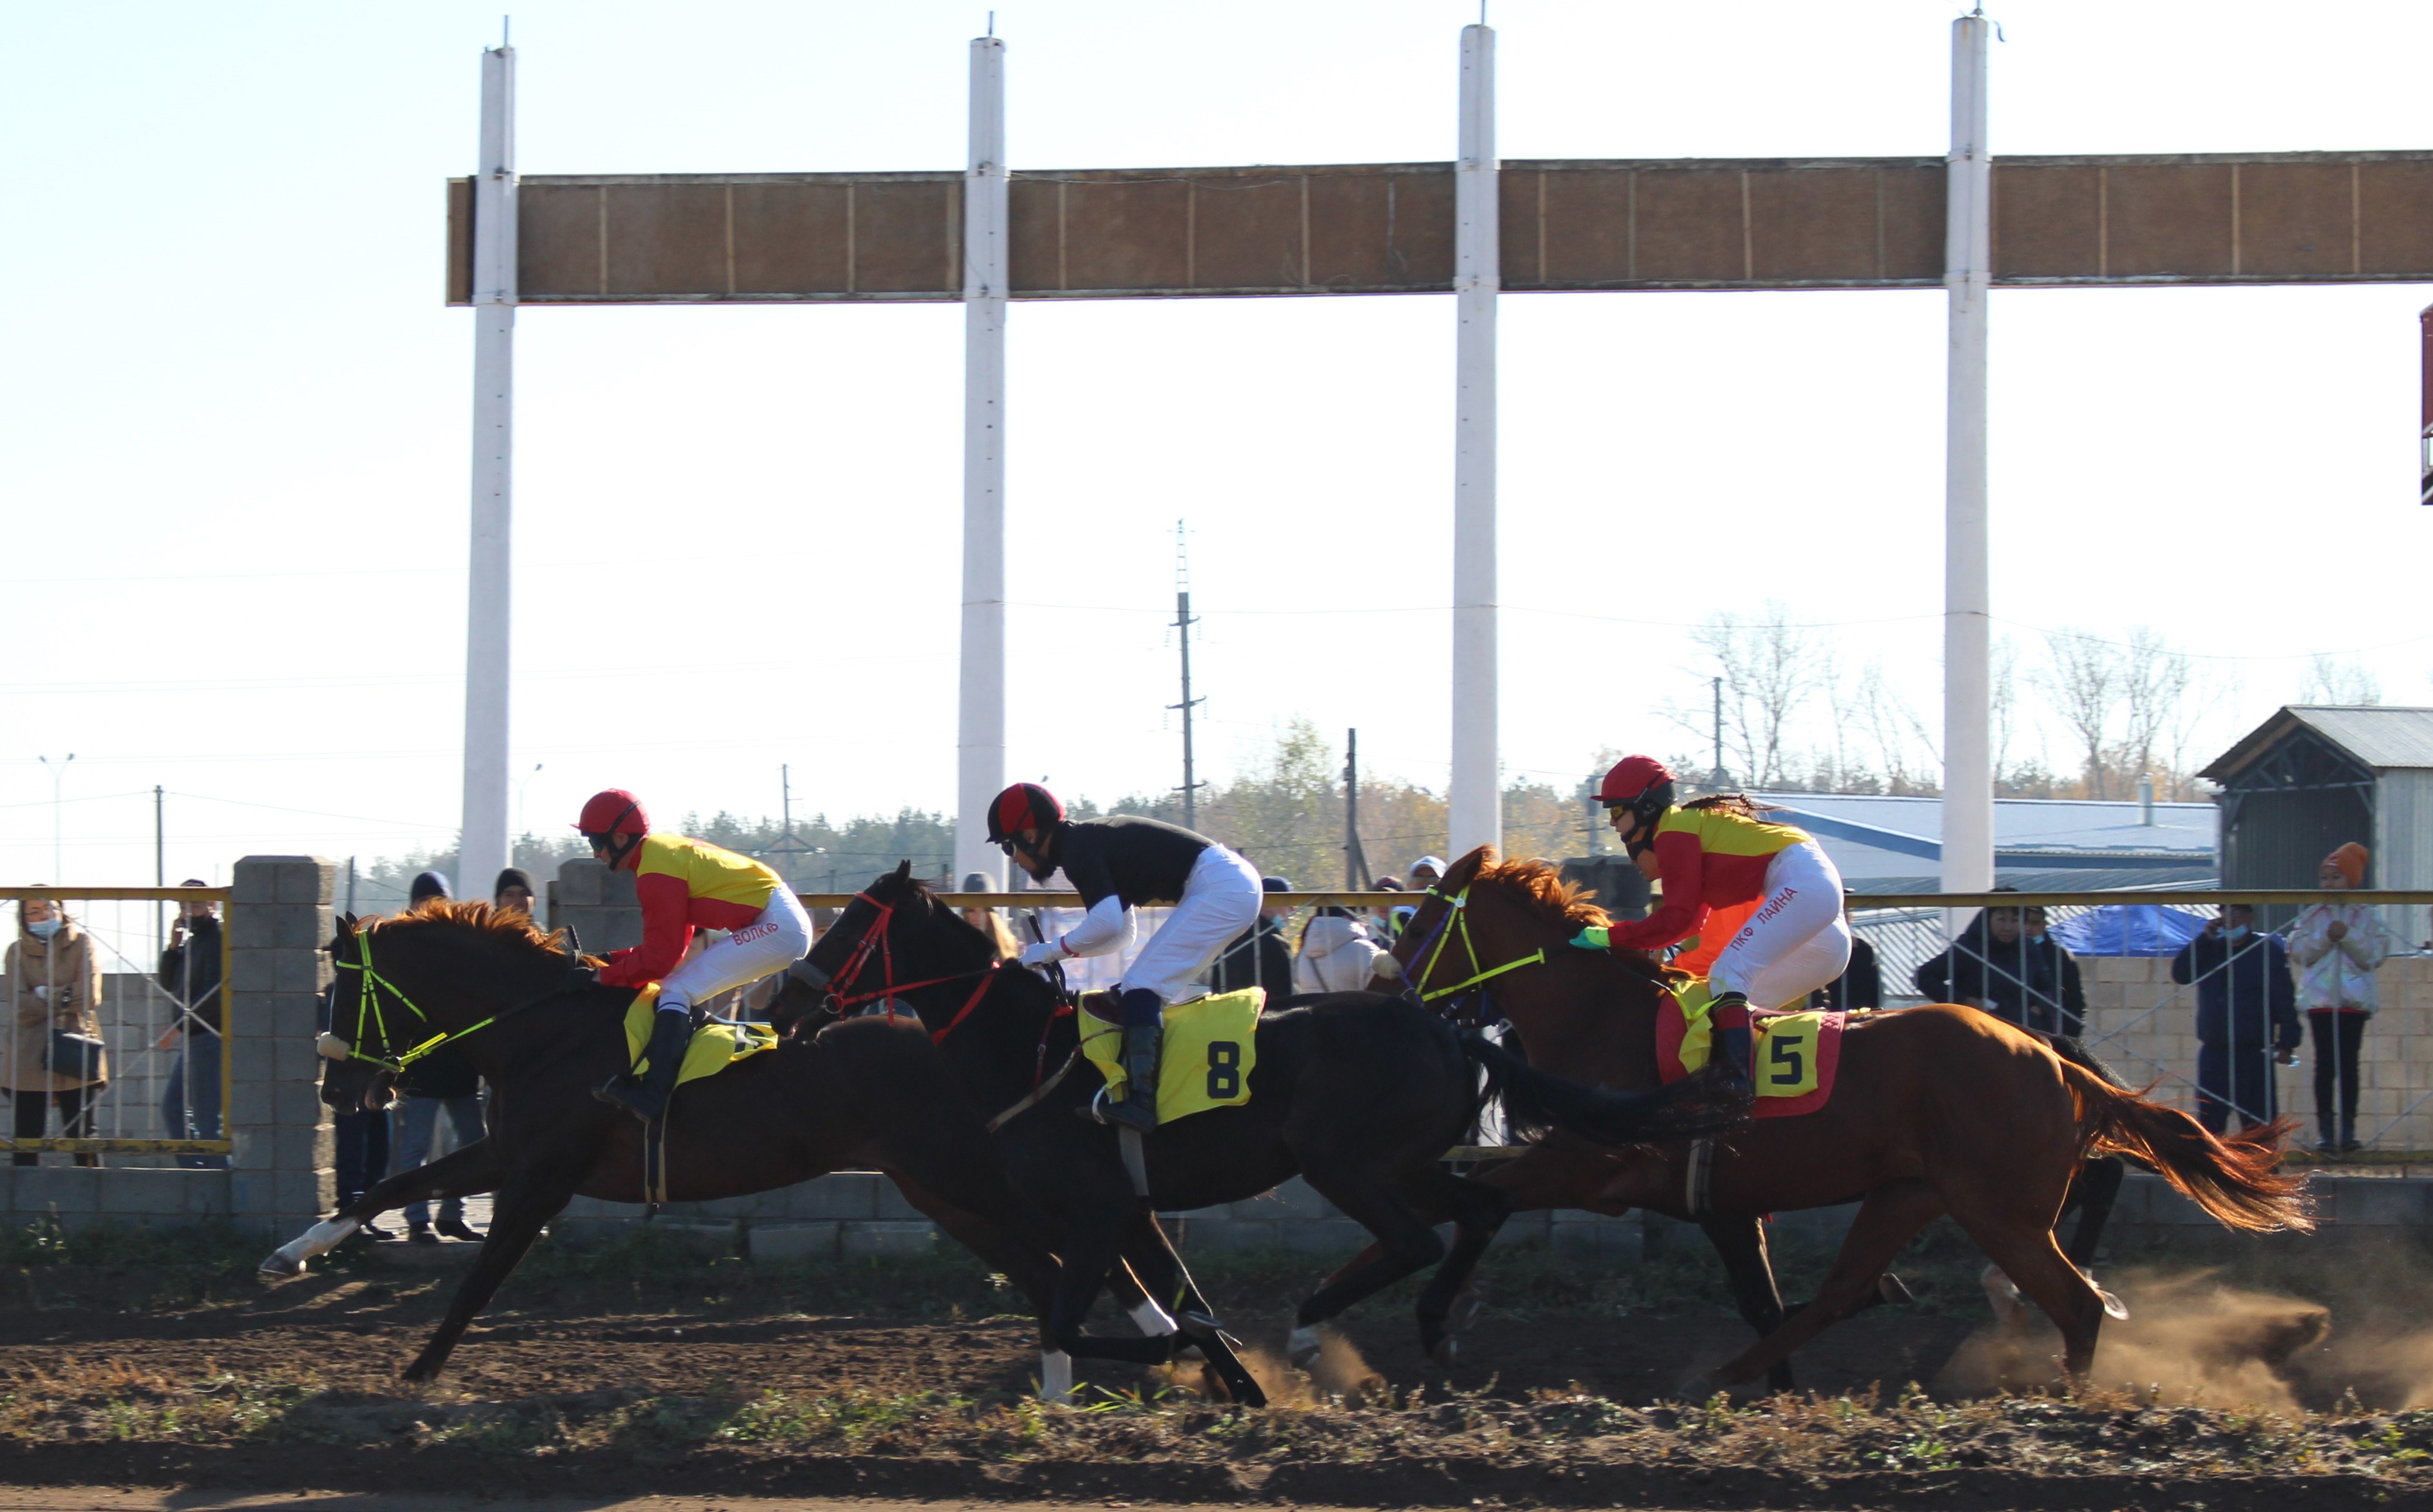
[1758,1014,1820,1097]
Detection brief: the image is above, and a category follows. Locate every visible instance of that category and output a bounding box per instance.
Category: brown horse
[1394,847,2308,1386]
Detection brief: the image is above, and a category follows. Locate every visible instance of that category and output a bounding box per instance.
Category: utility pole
[346,857,358,917]
[1169,521,1206,830]
[1343,730,1372,888]
[1582,774,1602,858]
[38,754,73,882]
[764,763,818,888]
[1711,676,1726,788]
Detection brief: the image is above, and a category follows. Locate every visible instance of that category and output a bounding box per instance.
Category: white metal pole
[1940,15,1993,900]
[461,42,517,901]
[1449,23,1501,860]
[957,35,1010,886]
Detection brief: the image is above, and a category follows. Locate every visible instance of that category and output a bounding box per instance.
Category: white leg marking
[1039,1349,1074,1404]
[1286,1324,1323,1368]
[1128,1298,1178,1336]
[262,1217,360,1276]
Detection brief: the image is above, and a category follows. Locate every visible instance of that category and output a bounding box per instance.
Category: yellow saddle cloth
[1655,977,1847,1119]
[623,983,780,1089]
[1079,987,1262,1124]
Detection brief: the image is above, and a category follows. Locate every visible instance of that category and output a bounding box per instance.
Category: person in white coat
[1294,906,1400,995]
[2287,841,2395,1152]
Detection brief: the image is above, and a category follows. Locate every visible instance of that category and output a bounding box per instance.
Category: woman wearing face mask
[5,896,108,1167]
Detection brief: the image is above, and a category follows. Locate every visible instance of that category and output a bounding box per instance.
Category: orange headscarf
[2325,842,2369,889]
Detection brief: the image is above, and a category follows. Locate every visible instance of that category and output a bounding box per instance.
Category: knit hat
[1261,875,1293,893]
[492,867,534,901]
[410,870,453,906]
[2325,843,2369,888]
[960,872,996,894]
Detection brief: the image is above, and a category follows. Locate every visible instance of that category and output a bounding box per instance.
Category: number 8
[1205,1040,1242,1099]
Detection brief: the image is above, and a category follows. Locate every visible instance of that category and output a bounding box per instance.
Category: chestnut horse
[1396,847,2308,1386]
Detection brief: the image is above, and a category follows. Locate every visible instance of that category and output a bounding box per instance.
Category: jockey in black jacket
[988,783,1262,1133]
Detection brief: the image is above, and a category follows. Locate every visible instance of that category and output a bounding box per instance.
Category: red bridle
[822,889,1003,1044]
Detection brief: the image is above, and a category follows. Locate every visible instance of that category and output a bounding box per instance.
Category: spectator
[492,868,536,916]
[5,895,106,1168]
[958,872,1020,960]
[155,882,227,1169]
[1371,875,1412,943]
[330,870,447,1239]
[1296,906,1398,994]
[2288,841,2394,1153]
[2171,904,2301,1136]
[1211,875,1295,999]
[1913,896,2087,1035]
[1408,856,1447,892]
[385,871,486,1242]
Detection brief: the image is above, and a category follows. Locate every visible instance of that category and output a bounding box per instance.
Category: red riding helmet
[576,789,650,869]
[1595,756,1678,844]
[987,782,1064,846]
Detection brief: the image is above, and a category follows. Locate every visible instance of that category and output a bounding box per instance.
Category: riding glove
[1017,938,1069,968]
[1567,926,1610,951]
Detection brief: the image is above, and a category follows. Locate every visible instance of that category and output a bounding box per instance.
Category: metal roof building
[2201,705,2433,892]
[1746,792,2217,894]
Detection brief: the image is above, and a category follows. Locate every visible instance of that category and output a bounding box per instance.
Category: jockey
[577,789,812,1126]
[1571,757,1851,1105]
[988,782,1262,1133]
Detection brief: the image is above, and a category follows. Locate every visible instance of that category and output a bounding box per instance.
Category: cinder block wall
[2079,956,2433,1146]
[224,856,336,1239]
[548,858,640,955]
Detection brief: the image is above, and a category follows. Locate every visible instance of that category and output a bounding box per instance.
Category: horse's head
[800,861,1002,1030]
[317,903,591,1112]
[1394,846,1672,1015]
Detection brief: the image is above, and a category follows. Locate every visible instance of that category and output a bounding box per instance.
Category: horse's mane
[371,899,595,963]
[1470,854,1674,988]
[1474,855,1612,929]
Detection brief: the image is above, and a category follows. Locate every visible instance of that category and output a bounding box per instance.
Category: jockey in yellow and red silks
[577,789,813,1127]
[1569,757,1852,1106]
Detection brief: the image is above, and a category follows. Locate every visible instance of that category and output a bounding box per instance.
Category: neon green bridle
[1408,884,1547,1006]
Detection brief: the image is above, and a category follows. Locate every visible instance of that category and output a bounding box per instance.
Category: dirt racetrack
[1,1225,2432,1510]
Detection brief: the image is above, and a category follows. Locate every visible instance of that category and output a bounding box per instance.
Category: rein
[1408,883,1548,1009]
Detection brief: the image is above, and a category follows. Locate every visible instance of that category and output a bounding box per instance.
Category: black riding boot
[596,1006,692,1126]
[1713,991,1752,1094]
[1106,988,1164,1133]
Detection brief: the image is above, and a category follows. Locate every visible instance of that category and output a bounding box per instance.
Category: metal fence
[0,886,230,1163]
[1851,889,2433,1155]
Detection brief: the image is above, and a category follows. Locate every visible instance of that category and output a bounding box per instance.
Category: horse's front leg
[258,1140,505,1278]
[402,1163,579,1382]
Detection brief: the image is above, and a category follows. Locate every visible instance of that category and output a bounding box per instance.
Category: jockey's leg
[598,888,813,1125]
[1706,841,1849,1097]
[1103,846,1262,1134]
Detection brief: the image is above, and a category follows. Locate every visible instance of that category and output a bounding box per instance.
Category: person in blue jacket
[2170,903,2301,1135]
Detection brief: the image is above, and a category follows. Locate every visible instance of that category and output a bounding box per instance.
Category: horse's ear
[335,913,358,941]
[1446,846,1494,883]
[893,859,913,884]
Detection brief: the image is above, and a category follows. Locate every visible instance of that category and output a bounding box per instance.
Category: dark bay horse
[801,864,1740,1380]
[1392,848,2309,1387]
[261,904,1092,1385]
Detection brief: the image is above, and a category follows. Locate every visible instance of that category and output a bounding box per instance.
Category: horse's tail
[2055,1059,2311,1233]
[1461,1032,1745,1146]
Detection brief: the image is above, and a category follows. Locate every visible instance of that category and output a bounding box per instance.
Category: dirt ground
[0,1233,2430,1510]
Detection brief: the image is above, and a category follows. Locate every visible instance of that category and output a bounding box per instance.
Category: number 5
[1768,1033,1805,1087]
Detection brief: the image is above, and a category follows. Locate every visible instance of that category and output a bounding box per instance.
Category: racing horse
[799,862,1744,1383]
[259,903,1171,1387]
[1388,848,2308,1387]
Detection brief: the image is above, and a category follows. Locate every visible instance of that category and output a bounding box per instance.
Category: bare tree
[1689,602,1828,789]
[2301,654,2382,706]
[2036,628,2125,799]
[1850,661,1940,795]
[2119,626,2193,793]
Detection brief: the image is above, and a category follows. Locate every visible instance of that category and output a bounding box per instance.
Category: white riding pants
[657,888,814,1016]
[1123,844,1264,1005]
[1708,841,1851,1011]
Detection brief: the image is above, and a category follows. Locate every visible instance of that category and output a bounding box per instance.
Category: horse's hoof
[1286,1325,1323,1370]
[256,1253,301,1281]
[2096,1285,2129,1321]
[1876,1272,1914,1306]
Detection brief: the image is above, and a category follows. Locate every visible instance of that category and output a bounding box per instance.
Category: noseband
[819,889,1004,1045]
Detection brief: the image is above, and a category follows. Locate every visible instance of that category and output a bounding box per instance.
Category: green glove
[1569,926,1610,951]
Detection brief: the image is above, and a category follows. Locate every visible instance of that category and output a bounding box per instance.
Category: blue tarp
[2048,904,2209,958]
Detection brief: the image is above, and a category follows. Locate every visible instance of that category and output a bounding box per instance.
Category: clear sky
[5,0,2431,889]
